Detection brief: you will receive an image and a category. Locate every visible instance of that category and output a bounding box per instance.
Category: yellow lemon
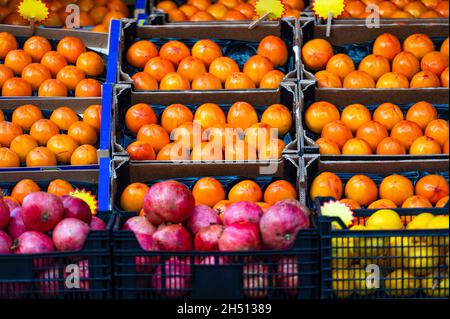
[385,269,420,298]
[352,265,378,296]
[332,269,354,298]
[366,209,403,230]
[407,213,435,230]
[421,271,449,298]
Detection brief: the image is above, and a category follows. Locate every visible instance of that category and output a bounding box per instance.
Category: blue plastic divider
[98,156,111,212]
[100,83,113,152]
[106,19,121,84]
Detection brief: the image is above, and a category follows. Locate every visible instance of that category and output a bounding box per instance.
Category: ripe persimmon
[126,141,156,161]
[120,182,149,213]
[435,0,449,16]
[441,67,450,86]
[326,54,356,80]
[191,73,222,90]
[421,51,449,76]
[341,104,371,133]
[9,134,38,162]
[47,179,75,197]
[441,37,449,58]
[0,31,17,60]
[403,33,435,59]
[315,70,342,88]
[404,1,428,17]
[83,104,102,133]
[392,51,421,80]
[368,199,398,209]
[225,140,258,161]
[261,104,292,136]
[356,120,389,151]
[194,103,226,129]
[358,54,391,81]
[443,139,449,154]
[156,142,190,161]
[70,144,98,165]
[345,175,378,206]
[11,179,41,204]
[26,146,57,167]
[224,72,256,89]
[125,103,157,134]
[167,9,188,22]
[425,119,449,146]
[56,37,86,64]
[436,195,449,207]
[410,136,442,154]
[172,122,204,149]
[301,39,334,72]
[102,10,126,29]
[23,36,52,62]
[20,63,51,91]
[191,141,223,161]
[244,123,275,150]
[0,147,20,167]
[380,174,415,206]
[75,79,102,97]
[376,137,407,154]
[159,40,190,67]
[229,179,263,202]
[259,70,285,89]
[376,72,410,88]
[38,79,68,97]
[415,174,449,205]
[406,101,437,130]
[160,72,191,90]
[410,70,441,88]
[223,9,247,20]
[189,0,211,10]
[40,51,68,77]
[391,120,423,150]
[263,180,297,205]
[46,134,79,163]
[345,0,366,17]
[343,70,376,88]
[50,107,79,131]
[209,57,240,83]
[207,124,239,150]
[131,72,158,91]
[190,11,216,21]
[137,124,170,153]
[0,121,23,147]
[177,57,207,82]
[68,121,98,145]
[1,77,32,96]
[316,137,341,155]
[257,35,288,67]
[180,4,200,18]
[192,177,226,207]
[156,0,178,12]
[243,55,274,87]
[342,138,373,155]
[30,119,59,146]
[0,65,14,89]
[56,65,86,90]
[373,33,402,62]
[258,139,285,160]
[373,102,404,131]
[4,49,32,75]
[76,51,105,77]
[11,104,43,131]
[227,102,258,130]
[161,104,193,134]
[321,120,353,149]
[90,6,109,25]
[144,57,175,82]
[305,101,340,134]
[310,172,343,200]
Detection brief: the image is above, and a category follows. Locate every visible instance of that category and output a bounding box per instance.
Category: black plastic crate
[111,156,321,299]
[317,199,449,299]
[113,211,320,299]
[0,172,113,299]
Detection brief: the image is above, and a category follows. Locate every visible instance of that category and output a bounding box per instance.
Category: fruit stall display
[0,166,112,299]
[0,0,142,32]
[151,0,309,21]
[304,156,449,299]
[119,20,299,90]
[301,20,449,90]
[111,84,299,168]
[0,98,104,168]
[300,82,449,158]
[111,157,321,299]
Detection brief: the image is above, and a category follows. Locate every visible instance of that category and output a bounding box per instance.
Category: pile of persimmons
[121,177,298,215]
[0,0,129,32]
[339,0,449,19]
[305,100,449,155]
[124,101,292,161]
[311,171,449,209]
[0,32,104,97]
[0,103,100,168]
[155,0,304,21]
[302,33,449,89]
[127,35,289,90]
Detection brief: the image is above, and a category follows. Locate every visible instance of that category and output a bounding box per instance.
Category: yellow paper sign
[70,189,99,215]
[255,0,285,20]
[321,200,355,229]
[312,0,345,19]
[18,0,49,22]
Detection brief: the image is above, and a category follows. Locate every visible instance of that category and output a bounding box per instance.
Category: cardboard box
[301,154,450,207]
[111,83,300,170]
[299,81,449,160]
[118,19,301,85]
[299,18,449,95]
[111,155,301,209]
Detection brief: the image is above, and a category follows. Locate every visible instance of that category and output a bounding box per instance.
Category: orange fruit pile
[120,178,297,215]
[0,103,101,167]
[302,34,449,88]
[305,101,449,155]
[126,36,288,90]
[0,32,104,97]
[155,0,304,22]
[311,171,449,208]
[0,0,129,32]
[2,178,77,204]
[124,102,292,161]
[338,0,449,19]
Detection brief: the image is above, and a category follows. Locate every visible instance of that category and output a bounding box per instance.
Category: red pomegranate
[12,231,54,254]
[186,204,222,234]
[0,282,25,299]
[7,207,27,239]
[259,200,310,249]
[89,216,106,230]
[243,262,270,298]
[4,198,19,212]
[136,255,160,274]
[38,265,61,298]
[0,198,10,230]
[199,255,228,265]
[64,259,89,291]
[276,257,299,297]
[152,224,192,251]
[0,230,12,254]
[194,224,224,251]
[123,216,157,250]
[152,257,191,298]
[143,180,195,224]
[22,192,64,232]
[61,195,92,223]
[218,222,261,251]
[223,201,263,226]
[52,218,89,251]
